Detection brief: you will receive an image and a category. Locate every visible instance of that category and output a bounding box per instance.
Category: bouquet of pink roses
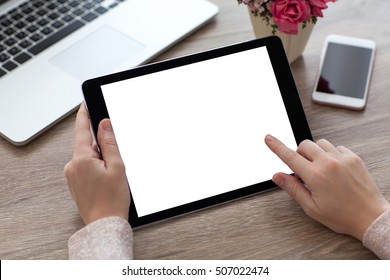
[238,0,335,34]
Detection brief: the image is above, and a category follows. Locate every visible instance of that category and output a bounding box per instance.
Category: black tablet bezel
[83,36,312,227]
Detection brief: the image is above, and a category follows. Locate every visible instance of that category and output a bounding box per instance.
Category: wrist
[83,208,129,225]
[354,202,390,241]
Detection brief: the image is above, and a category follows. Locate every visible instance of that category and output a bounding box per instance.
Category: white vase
[249,12,314,64]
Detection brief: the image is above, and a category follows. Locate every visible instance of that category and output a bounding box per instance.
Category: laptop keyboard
[0,0,126,79]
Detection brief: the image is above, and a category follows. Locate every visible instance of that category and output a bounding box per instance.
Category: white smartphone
[312,34,376,110]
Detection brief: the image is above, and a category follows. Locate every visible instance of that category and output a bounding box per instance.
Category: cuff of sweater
[363,208,390,259]
[68,216,133,260]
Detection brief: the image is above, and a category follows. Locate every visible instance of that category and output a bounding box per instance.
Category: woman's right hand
[265,134,390,241]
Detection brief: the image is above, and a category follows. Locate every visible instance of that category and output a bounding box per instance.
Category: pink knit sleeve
[363,209,390,260]
[68,216,134,259]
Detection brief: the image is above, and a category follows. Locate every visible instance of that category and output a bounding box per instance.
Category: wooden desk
[1,0,389,259]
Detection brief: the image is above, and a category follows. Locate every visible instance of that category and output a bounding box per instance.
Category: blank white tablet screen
[101,46,296,217]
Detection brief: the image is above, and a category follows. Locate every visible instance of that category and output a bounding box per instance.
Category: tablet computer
[82,36,312,227]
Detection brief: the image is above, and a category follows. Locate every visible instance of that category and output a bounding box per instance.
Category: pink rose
[271,0,312,34]
[309,0,331,17]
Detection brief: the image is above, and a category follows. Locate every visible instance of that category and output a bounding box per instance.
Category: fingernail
[265,134,275,143]
[272,174,284,187]
[101,119,113,132]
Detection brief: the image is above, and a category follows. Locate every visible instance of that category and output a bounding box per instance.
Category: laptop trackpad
[50,26,145,81]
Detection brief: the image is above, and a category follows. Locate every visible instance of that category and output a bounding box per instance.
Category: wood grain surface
[1,0,389,259]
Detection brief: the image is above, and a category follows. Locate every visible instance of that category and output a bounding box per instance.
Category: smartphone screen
[316,42,373,99]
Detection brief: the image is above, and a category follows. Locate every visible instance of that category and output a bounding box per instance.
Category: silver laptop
[0,0,218,146]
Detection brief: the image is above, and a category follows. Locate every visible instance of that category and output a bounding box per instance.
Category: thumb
[272,173,314,210]
[97,119,122,166]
